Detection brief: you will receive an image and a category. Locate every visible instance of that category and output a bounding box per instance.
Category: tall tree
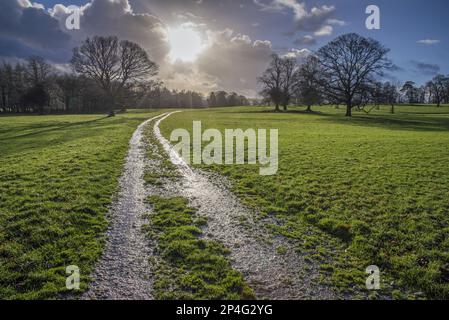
[71,36,158,116]
[280,57,299,111]
[317,33,392,116]
[294,56,325,112]
[426,75,449,107]
[258,54,284,111]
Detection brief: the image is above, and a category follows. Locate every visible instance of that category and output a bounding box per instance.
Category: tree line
[207,91,250,107]
[0,36,250,115]
[258,33,449,116]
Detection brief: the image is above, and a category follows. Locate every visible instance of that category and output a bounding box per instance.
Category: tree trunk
[345,103,352,117]
[1,86,6,111]
[391,104,395,114]
[306,105,312,112]
[283,104,287,111]
[65,96,70,113]
[275,103,280,112]
[108,95,115,117]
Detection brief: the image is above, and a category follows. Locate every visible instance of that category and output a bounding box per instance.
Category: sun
[168,25,204,62]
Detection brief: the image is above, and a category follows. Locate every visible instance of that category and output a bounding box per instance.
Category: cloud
[327,19,347,27]
[282,48,312,61]
[0,0,277,97]
[417,39,440,45]
[410,60,440,76]
[51,0,170,62]
[191,28,274,96]
[254,0,336,35]
[314,25,333,37]
[0,0,71,61]
[293,35,316,45]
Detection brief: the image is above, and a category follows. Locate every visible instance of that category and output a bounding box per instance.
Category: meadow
[0,110,165,299]
[159,105,449,299]
[1,105,449,300]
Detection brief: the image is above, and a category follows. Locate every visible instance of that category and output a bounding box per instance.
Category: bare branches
[71,36,158,116]
[258,54,299,111]
[294,56,325,112]
[317,33,392,116]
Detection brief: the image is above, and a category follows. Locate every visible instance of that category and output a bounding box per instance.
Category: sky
[1,0,448,97]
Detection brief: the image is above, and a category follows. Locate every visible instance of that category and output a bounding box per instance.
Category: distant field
[160,105,449,299]
[0,110,164,299]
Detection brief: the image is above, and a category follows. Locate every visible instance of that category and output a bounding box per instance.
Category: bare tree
[383,82,400,114]
[280,57,299,111]
[426,75,449,107]
[258,54,284,112]
[294,56,325,112]
[317,33,392,117]
[71,36,158,116]
[26,56,53,86]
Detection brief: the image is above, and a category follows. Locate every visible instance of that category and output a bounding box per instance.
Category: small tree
[317,33,392,117]
[401,81,418,104]
[383,82,400,114]
[71,36,158,116]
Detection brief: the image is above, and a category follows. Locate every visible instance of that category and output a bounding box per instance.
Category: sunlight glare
[168,26,204,62]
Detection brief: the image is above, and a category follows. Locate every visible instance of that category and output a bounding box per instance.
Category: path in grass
[153,112,337,299]
[83,113,168,300]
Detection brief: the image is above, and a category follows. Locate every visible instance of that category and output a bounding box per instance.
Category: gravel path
[83,113,168,300]
[154,112,338,300]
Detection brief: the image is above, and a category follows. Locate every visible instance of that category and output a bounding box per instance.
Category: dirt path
[83,113,168,300]
[154,112,337,300]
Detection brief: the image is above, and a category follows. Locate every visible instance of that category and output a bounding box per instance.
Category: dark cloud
[410,60,440,76]
[0,0,71,61]
[0,0,286,96]
[51,0,170,62]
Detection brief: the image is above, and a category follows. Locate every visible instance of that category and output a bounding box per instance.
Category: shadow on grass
[0,116,127,158]
[321,113,449,132]
[0,116,110,140]
[217,106,449,132]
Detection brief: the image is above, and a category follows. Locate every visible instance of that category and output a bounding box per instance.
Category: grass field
[2,105,449,300]
[160,105,449,299]
[0,110,165,299]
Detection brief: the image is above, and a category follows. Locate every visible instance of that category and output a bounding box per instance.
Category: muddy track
[83,113,168,300]
[83,112,338,300]
[154,112,338,300]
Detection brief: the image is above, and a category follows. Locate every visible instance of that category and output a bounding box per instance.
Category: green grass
[145,196,254,300]
[160,104,449,299]
[0,110,165,299]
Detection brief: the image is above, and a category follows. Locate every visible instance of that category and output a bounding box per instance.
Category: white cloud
[254,0,336,35]
[314,25,333,37]
[327,18,347,26]
[282,48,312,60]
[293,35,316,45]
[417,39,440,45]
